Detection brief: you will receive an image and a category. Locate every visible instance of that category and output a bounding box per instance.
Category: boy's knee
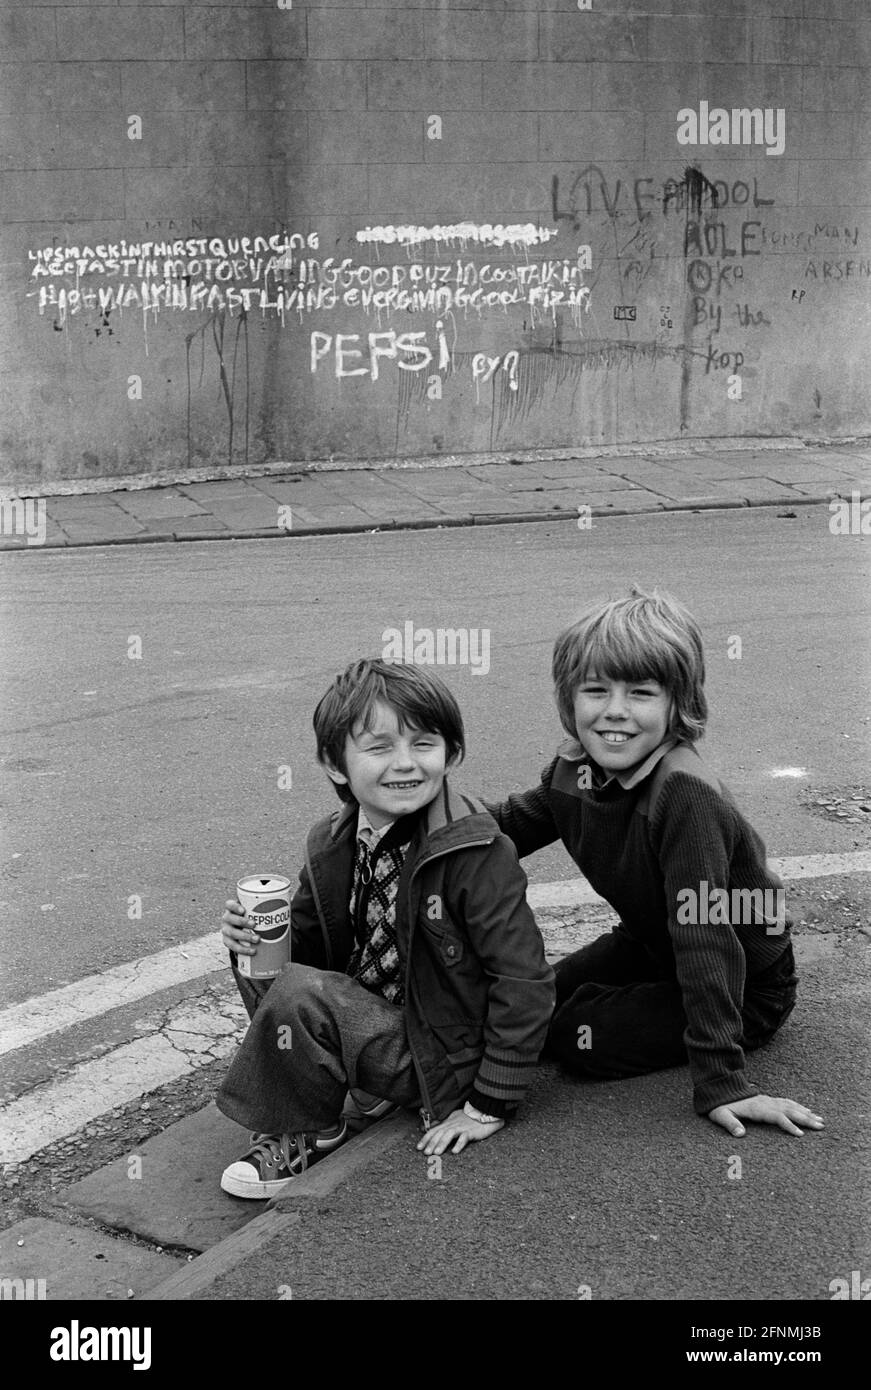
[258,963,328,1025]
[548,1024,624,1079]
[548,985,626,1077]
[549,1007,600,1075]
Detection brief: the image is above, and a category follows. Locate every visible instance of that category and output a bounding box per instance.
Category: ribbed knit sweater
[492,742,793,1114]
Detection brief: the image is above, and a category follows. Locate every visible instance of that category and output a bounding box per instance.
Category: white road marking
[774,852,871,879]
[0,935,226,1059]
[0,851,868,1064]
[1,847,869,1164]
[1,892,855,1165]
[541,915,614,964]
[527,880,605,912]
[0,996,248,1165]
[527,852,871,913]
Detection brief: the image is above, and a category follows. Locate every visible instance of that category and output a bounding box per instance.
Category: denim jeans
[547,929,798,1079]
[217,962,424,1135]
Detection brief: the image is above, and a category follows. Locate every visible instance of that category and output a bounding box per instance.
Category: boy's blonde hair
[552,586,708,744]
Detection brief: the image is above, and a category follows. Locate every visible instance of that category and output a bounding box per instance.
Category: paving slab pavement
[2,441,869,549]
[113,490,207,520]
[58,1105,254,1254]
[141,1113,417,1302]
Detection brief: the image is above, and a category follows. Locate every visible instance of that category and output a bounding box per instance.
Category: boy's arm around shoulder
[485,755,562,859]
[447,829,555,1117]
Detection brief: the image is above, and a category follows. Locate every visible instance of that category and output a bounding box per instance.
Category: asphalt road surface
[0,505,869,1308]
[1,505,867,1004]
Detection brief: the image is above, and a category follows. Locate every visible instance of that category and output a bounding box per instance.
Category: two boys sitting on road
[217,588,823,1200]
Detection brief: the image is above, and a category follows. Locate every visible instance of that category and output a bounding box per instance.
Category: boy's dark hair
[313,658,466,802]
[552,585,708,744]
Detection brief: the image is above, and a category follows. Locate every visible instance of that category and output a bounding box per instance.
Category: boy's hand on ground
[221,900,259,956]
[708,1094,825,1137]
[416,1109,504,1156]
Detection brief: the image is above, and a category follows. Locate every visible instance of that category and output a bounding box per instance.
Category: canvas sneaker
[221,1122,348,1200]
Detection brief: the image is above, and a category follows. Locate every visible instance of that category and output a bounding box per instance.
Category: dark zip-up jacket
[266,782,555,1122]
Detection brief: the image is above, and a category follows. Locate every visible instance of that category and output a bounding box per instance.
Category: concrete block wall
[1,0,869,487]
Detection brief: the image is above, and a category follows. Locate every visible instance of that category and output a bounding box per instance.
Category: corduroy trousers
[546,928,798,1091]
[216,961,428,1135]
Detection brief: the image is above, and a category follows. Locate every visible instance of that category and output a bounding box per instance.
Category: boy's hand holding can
[221,900,259,956]
[232,875,292,978]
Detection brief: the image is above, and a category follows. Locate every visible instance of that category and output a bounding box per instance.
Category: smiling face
[325,699,451,828]
[572,673,672,775]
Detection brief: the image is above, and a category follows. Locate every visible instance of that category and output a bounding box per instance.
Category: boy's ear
[321,757,350,789]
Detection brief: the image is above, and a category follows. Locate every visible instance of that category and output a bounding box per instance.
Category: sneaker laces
[245,1133,309,1176]
[290,1132,308,1174]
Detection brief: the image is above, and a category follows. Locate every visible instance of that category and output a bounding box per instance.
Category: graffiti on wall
[22,168,869,456]
[27,227,592,329]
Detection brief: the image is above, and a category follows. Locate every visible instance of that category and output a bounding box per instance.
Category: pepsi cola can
[236,874,292,979]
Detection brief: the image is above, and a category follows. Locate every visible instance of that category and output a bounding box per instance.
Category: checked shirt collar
[354,807,396,853]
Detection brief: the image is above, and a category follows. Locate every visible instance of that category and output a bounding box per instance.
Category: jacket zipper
[304,830,496,1130]
[405,838,494,1128]
[304,840,334,971]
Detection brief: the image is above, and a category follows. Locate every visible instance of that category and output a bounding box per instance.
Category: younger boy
[490,587,825,1139]
[217,658,554,1198]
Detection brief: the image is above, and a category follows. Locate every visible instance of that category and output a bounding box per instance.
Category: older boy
[217,658,554,1198]
[488,587,824,1139]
